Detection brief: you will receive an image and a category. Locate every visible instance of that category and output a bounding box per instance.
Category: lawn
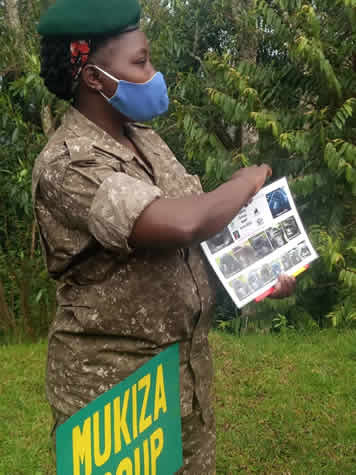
[1,330,356,474]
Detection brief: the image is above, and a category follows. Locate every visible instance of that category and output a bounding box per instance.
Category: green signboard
[56,344,182,475]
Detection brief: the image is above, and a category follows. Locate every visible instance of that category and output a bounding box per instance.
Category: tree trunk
[237,0,259,151]
[4,0,24,51]
[31,220,37,259]
[4,0,21,31]
[0,279,15,332]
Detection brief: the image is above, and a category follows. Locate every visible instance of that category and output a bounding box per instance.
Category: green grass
[212,330,356,474]
[0,342,54,475]
[1,330,356,474]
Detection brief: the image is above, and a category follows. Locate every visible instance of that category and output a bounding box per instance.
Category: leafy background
[1,0,355,341]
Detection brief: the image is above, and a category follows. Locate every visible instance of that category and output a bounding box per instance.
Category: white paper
[201,177,318,308]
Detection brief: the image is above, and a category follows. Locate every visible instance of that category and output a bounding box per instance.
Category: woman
[33,0,295,472]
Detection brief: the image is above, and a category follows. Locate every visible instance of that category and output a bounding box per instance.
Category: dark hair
[40,36,112,101]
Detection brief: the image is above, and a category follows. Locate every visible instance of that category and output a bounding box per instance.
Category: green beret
[37,0,141,37]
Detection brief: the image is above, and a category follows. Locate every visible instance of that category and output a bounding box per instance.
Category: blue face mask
[93,65,169,122]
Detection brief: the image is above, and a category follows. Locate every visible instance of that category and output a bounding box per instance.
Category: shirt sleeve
[88,173,162,253]
[47,150,162,256]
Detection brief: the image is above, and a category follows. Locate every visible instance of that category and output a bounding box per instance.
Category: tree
[0,0,57,339]
[175,0,356,327]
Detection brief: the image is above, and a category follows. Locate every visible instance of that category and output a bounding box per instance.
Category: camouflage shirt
[32,107,216,424]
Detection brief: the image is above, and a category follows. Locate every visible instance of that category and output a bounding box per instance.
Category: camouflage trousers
[51,403,216,474]
[176,405,216,475]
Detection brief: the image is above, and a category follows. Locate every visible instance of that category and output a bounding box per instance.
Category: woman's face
[93,30,156,98]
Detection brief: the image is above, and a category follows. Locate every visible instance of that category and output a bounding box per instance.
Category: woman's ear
[81,65,103,92]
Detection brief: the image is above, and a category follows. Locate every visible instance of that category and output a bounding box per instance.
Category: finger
[255,166,272,194]
[269,280,282,299]
[269,275,295,299]
[279,274,290,296]
[280,275,295,297]
[275,279,283,292]
[260,164,272,178]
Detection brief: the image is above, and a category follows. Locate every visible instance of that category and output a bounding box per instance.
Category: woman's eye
[135,57,147,65]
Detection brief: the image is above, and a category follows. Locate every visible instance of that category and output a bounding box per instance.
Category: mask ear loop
[90,64,120,100]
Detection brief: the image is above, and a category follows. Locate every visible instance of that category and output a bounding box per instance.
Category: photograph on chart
[259,263,276,286]
[281,216,301,240]
[232,243,257,271]
[266,224,288,250]
[230,276,253,301]
[247,269,264,293]
[281,247,302,271]
[266,187,291,219]
[206,227,234,254]
[281,251,294,271]
[298,240,312,259]
[216,251,242,279]
[270,260,282,278]
[249,231,274,259]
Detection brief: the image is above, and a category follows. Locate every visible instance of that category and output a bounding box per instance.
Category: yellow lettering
[138,374,152,434]
[134,447,141,475]
[116,456,133,475]
[132,383,138,440]
[143,439,150,475]
[150,428,164,475]
[93,403,112,467]
[113,390,131,453]
[72,417,92,475]
[154,365,167,421]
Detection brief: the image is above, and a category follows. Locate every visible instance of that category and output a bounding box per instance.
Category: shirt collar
[62,106,135,162]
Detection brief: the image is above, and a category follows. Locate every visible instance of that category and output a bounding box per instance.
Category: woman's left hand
[269,274,296,299]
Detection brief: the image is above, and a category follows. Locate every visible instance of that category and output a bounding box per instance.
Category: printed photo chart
[201,177,318,308]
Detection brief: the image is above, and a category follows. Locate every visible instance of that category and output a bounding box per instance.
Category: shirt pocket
[120,158,156,186]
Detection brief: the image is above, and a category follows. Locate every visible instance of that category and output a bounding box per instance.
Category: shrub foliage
[0,0,355,339]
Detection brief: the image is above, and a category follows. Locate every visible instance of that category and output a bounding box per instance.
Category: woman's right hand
[230,164,272,197]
